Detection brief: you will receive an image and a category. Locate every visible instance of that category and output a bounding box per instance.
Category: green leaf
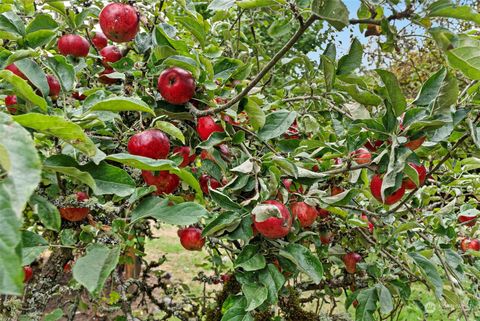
[25,29,57,48]
[376,69,406,116]
[163,55,200,78]
[355,287,378,321]
[202,211,242,237]
[177,16,206,48]
[312,0,350,30]
[259,264,285,305]
[258,110,296,141]
[414,68,458,114]
[29,195,61,231]
[197,132,228,149]
[81,162,135,197]
[209,189,243,210]
[15,58,49,96]
[409,252,443,298]
[73,244,120,295]
[42,308,63,321]
[155,120,186,144]
[207,0,236,11]
[22,230,48,266]
[281,244,323,284]
[130,197,208,225]
[446,37,480,80]
[242,283,268,311]
[45,55,75,92]
[43,155,97,190]
[235,245,267,271]
[404,163,419,187]
[321,55,335,92]
[237,0,277,9]
[26,13,58,33]
[0,70,47,111]
[106,153,177,171]
[0,113,41,295]
[337,38,362,75]
[0,11,25,38]
[375,284,393,314]
[243,98,266,131]
[214,57,244,81]
[89,97,155,115]
[429,1,480,24]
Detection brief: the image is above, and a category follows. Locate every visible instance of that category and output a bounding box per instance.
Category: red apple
[253,200,292,239]
[319,230,333,244]
[92,31,108,50]
[157,67,196,105]
[127,129,170,159]
[59,192,90,222]
[370,174,405,205]
[458,214,477,227]
[460,238,480,252]
[5,63,27,79]
[142,170,179,195]
[402,163,427,190]
[317,208,330,219]
[351,148,371,165]
[173,146,196,167]
[220,274,231,283]
[343,252,362,273]
[364,139,383,152]
[283,120,300,139]
[199,174,221,195]
[72,92,86,100]
[177,227,205,251]
[46,75,61,98]
[331,186,344,196]
[360,213,374,233]
[63,261,73,273]
[291,202,318,228]
[197,116,224,141]
[99,3,139,43]
[5,95,17,113]
[353,300,359,308]
[76,191,89,202]
[404,136,426,150]
[99,68,118,84]
[23,266,33,283]
[58,34,90,57]
[200,150,215,162]
[100,45,122,66]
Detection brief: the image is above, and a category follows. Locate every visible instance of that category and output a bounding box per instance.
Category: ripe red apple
[331,186,344,196]
[319,230,333,244]
[5,95,17,113]
[402,163,427,190]
[282,179,303,194]
[364,139,383,152]
[197,116,224,141]
[58,34,90,57]
[23,266,33,283]
[317,208,330,219]
[370,174,405,205]
[253,200,292,239]
[127,129,170,159]
[177,227,205,251]
[76,191,89,202]
[220,274,231,283]
[46,75,61,98]
[92,31,108,50]
[157,67,196,105]
[142,170,179,195]
[200,149,215,162]
[291,202,318,228]
[199,174,221,195]
[360,213,374,233]
[217,144,232,159]
[72,92,86,100]
[283,120,300,139]
[99,68,118,84]
[352,299,359,308]
[334,158,343,165]
[59,192,90,222]
[351,148,371,165]
[460,238,480,252]
[5,63,27,79]
[63,261,73,273]
[100,45,122,66]
[458,213,477,227]
[343,252,362,273]
[173,146,196,167]
[404,136,426,150]
[99,3,139,43]
[221,114,240,126]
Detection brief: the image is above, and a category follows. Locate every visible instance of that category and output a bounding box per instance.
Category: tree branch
[188,15,318,117]
[283,95,354,120]
[349,4,413,26]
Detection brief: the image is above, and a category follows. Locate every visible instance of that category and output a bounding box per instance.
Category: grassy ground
[143,226,460,321]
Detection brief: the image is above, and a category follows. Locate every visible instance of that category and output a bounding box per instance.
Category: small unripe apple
[23,266,33,283]
[5,63,27,79]
[404,136,426,150]
[157,67,196,105]
[360,213,374,233]
[290,202,318,228]
[173,146,196,167]
[199,174,221,195]
[458,214,477,227]
[370,174,405,205]
[319,230,333,244]
[127,129,170,159]
[351,148,371,165]
[92,31,108,50]
[197,116,224,141]
[142,170,179,195]
[58,34,90,57]
[5,95,17,113]
[402,163,427,190]
[343,252,362,274]
[253,200,292,239]
[177,227,205,251]
[99,3,139,43]
[46,75,61,98]
[460,238,480,252]
[100,45,122,66]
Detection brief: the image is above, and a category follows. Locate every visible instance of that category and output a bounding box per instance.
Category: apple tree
[1,0,480,320]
